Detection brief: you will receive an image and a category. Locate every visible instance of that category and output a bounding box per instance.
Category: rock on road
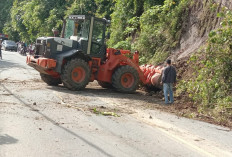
[0,51,232,157]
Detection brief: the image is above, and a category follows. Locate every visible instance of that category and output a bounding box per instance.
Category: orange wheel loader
[27,15,162,93]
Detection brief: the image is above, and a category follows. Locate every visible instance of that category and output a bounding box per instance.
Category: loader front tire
[112,65,139,93]
[40,73,61,86]
[61,58,90,90]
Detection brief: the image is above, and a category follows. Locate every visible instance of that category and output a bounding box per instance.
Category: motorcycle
[18,43,27,56]
[28,44,35,55]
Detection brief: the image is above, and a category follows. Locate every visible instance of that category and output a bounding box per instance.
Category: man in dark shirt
[161,59,177,104]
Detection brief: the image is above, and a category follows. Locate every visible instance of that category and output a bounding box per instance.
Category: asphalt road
[0,51,232,157]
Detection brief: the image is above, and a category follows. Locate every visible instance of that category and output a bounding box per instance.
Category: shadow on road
[0,59,24,76]
[0,134,18,145]
[0,58,23,69]
[48,85,164,106]
[0,83,113,157]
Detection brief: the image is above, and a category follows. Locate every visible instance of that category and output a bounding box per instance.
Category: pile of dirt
[140,87,232,128]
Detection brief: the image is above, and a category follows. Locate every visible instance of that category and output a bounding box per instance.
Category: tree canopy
[1,0,166,45]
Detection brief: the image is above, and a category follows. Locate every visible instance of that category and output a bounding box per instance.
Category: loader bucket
[139,64,164,89]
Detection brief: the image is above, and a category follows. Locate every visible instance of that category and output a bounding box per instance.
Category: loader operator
[161,59,177,105]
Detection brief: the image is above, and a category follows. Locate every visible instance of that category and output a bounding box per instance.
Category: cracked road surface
[0,51,232,157]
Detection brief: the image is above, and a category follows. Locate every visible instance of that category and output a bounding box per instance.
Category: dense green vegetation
[109,0,190,64]
[1,0,188,65]
[0,0,14,33]
[0,0,191,64]
[1,0,190,63]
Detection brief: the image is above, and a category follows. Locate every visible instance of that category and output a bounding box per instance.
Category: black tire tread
[40,73,61,86]
[112,65,139,93]
[61,58,90,90]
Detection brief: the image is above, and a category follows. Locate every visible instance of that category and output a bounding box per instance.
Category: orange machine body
[27,48,163,87]
[26,56,60,78]
[91,48,146,84]
[27,48,146,84]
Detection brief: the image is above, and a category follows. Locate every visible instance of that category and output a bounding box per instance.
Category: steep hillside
[171,0,232,61]
[173,0,232,127]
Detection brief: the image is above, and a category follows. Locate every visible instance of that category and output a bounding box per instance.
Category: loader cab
[65,15,109,59]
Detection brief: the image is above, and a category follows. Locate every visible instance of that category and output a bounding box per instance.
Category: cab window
[91,20,105,54]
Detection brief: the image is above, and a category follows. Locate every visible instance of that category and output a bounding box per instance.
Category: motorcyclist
[18,41,27,55]
[22,42,27,55]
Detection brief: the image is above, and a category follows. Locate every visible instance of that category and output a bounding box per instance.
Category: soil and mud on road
[0,50,232,157]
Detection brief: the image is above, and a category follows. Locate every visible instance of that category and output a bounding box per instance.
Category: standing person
[0,40,2,60]
[16,42,19,52]
[161,59,177,104]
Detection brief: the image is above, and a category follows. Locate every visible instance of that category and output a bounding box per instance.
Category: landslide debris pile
[172,0,232,127]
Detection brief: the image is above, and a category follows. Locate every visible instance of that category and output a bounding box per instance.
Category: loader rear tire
[98,81,112,89]
[40,73,61,86]
[112,65,139,93]
[61,58,90,90]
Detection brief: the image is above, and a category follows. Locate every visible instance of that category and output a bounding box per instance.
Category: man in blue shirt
[161,59,177,104]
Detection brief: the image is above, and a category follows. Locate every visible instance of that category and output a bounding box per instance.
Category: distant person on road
[161,59,177,104]
[0,40,2,60]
